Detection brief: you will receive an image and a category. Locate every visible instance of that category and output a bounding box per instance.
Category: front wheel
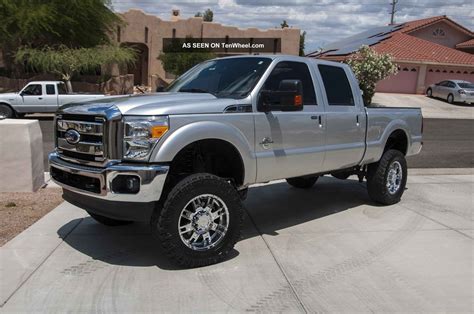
[152,173,243,268]
[447,94,454,104]
[426,88,432,97]
[0,104,14,119]
[366,149,407,205]
[286,176,318,189]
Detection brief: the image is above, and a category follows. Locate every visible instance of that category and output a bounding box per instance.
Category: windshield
[458,82,474,89]
[165,57,272,99]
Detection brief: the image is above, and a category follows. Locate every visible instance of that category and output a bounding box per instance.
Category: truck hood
[59,92,244,116]
[0,92,17,100]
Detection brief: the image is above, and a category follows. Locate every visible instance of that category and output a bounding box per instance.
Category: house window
[172,28,176,38]
[432,28,446,38]
[145,27,149,43]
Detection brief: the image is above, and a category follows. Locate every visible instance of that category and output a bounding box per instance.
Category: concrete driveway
[1,170,473,312]
[373,93,474,119]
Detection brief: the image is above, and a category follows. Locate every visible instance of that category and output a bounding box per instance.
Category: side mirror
[258,79,304,112]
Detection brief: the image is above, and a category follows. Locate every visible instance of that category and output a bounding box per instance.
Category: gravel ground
[0,188,63,246]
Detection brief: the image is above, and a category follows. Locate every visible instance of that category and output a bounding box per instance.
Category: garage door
[425,68,474,87]
[376,66,419,94]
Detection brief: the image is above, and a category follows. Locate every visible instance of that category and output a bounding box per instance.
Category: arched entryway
[122,43,149,86]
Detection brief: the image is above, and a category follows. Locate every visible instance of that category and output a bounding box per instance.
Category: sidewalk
[1,171,473,312]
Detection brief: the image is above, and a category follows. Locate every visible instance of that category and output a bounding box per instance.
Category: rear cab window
[46,84,56,95]
[318,64,354,106]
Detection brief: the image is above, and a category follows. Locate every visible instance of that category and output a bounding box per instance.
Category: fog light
[111,175,140,194]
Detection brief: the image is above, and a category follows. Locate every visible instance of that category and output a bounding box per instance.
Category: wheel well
[384,130,408,155]
[164,139,245,195]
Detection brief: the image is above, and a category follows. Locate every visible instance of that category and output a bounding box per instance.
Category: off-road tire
[366,149,407,205]
[447,94,454,104]
[152,173,243,268]
[426,88,432,97]
[286,176,318,189]
[0,104,14,119]
[87,212,133,226]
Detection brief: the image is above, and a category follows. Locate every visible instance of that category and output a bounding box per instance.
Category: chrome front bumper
[49,152,169,202]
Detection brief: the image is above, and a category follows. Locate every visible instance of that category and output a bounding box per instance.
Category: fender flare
[150,121,256,185]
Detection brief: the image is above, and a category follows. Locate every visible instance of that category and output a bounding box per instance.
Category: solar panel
[316,23,405,56]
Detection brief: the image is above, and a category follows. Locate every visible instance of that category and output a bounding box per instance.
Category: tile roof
[456,38,474,48]
[307,15,474,66]
[373,33,474,65]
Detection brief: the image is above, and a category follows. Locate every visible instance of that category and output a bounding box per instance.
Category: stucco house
[116,9,300,86]
[307,16,474,94]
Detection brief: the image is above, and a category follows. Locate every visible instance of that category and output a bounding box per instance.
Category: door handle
[356,115,360,127]
[311,115,323,128]
[38,97,43,100]
[260,137,273,149]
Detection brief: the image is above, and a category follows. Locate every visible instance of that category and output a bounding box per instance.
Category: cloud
[111,0,473,53]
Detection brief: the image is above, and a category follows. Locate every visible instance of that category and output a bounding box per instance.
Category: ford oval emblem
[65,129,81,145]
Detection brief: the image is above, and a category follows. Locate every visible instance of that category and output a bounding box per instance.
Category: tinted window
[263,61,317,105]
[318,65,354,106]
[22,84,42,96]
[439,81,449,87]
[166,57,272,99]
[46,84,55,95]
[458,82,474,89]
[447,82,456,88]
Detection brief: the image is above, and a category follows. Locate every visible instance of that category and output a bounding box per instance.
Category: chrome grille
[56,116,107,163]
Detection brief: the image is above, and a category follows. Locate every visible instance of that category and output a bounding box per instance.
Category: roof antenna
[389,0,398,25]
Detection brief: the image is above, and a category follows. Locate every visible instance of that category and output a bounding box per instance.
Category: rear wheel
[367,149,407,205]
[286,176,318,189]
[152,173,243,268]
[87,212,133,226]
[447,94,454,104]
[426,88,432,97]
[0,104,14,119]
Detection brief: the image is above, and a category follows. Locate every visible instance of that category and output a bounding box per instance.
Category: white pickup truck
[0,81,104,118]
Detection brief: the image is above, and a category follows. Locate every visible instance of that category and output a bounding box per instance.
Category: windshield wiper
[179,88,215,96]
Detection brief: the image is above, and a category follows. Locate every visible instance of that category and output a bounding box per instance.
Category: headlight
[123,116,169,160]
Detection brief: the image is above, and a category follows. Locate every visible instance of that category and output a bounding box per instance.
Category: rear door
[317,64,366,171]
[42,83,59,112]
[254,60,326,182]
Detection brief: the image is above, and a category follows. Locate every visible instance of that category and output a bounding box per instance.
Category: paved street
[1,172,472,312]
[35,116,474,169]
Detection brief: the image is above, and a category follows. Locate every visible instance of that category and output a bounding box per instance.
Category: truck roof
[26,81,64,84]
[215,54,348,67]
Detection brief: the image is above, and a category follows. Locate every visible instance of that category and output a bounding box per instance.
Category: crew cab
[49,55,423,267]
[0,81,104,118]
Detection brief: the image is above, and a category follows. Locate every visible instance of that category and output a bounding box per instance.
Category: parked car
[49,55,423,267]
[0,81,105,118]
[426,80,474,104]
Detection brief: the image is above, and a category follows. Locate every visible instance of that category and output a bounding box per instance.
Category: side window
[318,65,354,106]
[448,82,456,88]
[46,84,55,95]
[439,81,449,87]
[21,84,42,96]
[57,83,67,95]
[263,61,317,105]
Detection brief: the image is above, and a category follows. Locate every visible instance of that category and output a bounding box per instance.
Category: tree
[299,31,306,56]
[346,45,398,105]
[280,20,289,28]
[0,0,121,73]
[195,9,214,22]
[15,45,137,92]
[158,52,215,77]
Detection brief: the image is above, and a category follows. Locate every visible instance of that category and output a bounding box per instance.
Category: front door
[255,61,326,182]
[18,83,45,113]
[317,64,366,171]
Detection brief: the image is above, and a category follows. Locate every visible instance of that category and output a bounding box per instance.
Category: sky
[111,0,474,54]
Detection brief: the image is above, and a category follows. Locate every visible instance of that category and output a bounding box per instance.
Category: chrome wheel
[386,161,403,195]
[178,194,229,251]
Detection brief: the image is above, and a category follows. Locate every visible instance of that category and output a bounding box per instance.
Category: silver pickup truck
[0,81,104,118]
[49,55,422,267]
